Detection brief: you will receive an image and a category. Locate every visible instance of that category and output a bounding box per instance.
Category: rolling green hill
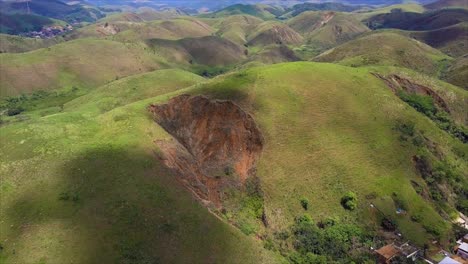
[200,4,284,20]
[0,39,164,97]
[424,0,468,10]
[365,8,468,31]
[212,15,264,45]
[66,17,214,42]
[0,34,63,53]
[444,54,468,89]
[1,62,466,263]
[314,32,452,76]
[281,2,364,19]
[408,22,468,57]
[246,21,303,46]
[288,11,370,49]
[0,12,58,35]
[0,68,284,264]
[0,0,104,23]
[145,36,247,70]
[353,3,426,21]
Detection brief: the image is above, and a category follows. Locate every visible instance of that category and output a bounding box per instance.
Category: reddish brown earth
[373,73,450,112]
[148,95,264,207]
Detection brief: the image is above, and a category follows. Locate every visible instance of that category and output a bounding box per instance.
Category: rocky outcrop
[149,95,264,207]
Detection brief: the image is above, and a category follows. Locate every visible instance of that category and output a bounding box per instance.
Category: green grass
[352,3,425,21]
[0,38,165,97]
[1,61,466,263]
[0,68,284,264]
[287,11,370,50]
[314,32,453,76]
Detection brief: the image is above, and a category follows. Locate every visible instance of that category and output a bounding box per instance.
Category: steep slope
[0,68,283,264]
[444,55,468,89]
[281,2,364,18]
[145,36,247,67]
[67,17,214,42]
[0,39,163,97]
[314,32,452,76]
[0,0,103,23]
[213,15,264,45]
[200,4,284,20]
[353,3,426,21]
[247,21,303,46]
[150,62,466,253]
[0,12,58,35]
[248,45,300,64]
[0,34,63,53]
[408,22,468,57]
[365,8,468,30]
[424,0,468,10]
[288,11,370,49]
[1,62,466,263]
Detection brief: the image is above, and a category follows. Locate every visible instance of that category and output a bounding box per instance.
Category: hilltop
[444,55,468,89]
[0,39,164,97]
[1,62,466,263]
[424,0,468,10]
[288,11,370,49]
[314,32,452,76]
[199,4,285,20]
[365,8,468,30]
[0,0,104,23]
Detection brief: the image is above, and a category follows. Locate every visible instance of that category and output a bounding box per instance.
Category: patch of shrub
[300,198,309,210]
[292,215,365,260]
[398,91,436,116]
[411,213,422,222]
[6,107,24,116]
[341,192,358,210]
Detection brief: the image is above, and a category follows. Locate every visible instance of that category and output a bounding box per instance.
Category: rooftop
[459,243,468,253]
[376,244,400,260]
[439,256,462,264]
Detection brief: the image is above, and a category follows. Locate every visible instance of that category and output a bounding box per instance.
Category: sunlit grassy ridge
[314,32,452,76]
[0,68,284,264]
[0,38,165,97]
[2,63,466,264]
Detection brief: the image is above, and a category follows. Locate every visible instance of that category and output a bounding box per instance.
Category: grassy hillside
[0,68,283,264]
[247,21,303,46]
[425,0,468,10]
[0,34,63,53]
[0,0,104,23]
[200,4,284,20]
[1,61,466,263]
[0,12,58,35]
[408,22,468,57]
[0,39,164,97]
[365,8,468,31]
[314,32,452,76]
[145,36,246,71]
[444,55,468,89]
[281,2,364,19]
[67,17,214,42]
[212,15,264,45]
[288,11,370,49]
[353,3,426,21]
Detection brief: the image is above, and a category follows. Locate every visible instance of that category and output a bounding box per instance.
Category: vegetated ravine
[149,95,264,208]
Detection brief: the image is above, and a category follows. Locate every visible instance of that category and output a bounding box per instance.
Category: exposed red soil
[148,95,264,207]
[373,73,450,112]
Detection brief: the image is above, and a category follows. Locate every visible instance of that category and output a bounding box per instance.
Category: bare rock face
[148,95,263,207]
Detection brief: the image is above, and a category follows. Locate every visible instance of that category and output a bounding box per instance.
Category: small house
[375,244,400,264]
[439,256,462,264]
[456,243,468,260]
